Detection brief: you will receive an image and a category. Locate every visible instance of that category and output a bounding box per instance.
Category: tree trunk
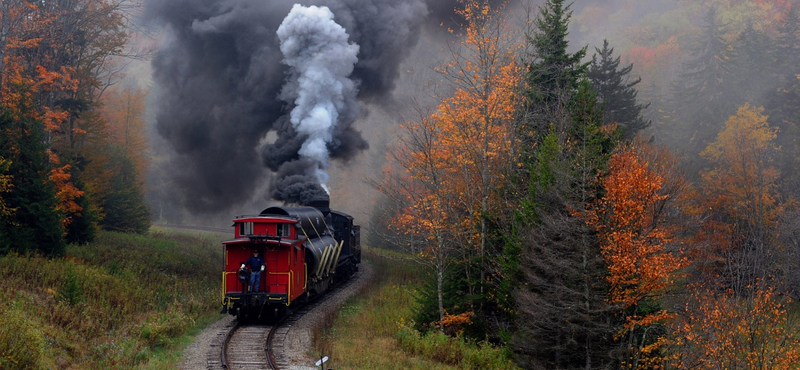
[437,264,444,332]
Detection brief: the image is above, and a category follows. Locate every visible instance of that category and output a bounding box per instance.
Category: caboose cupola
[233,215,297,241]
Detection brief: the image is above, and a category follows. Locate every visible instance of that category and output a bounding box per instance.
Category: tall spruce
[729,23,775,107]
[522,0,589,140]
[64,165,99,244]
[766,7,800,198]
[669,8,736,158]
[512,0,619,365]
[0,108,65,256]
[100,148,150,234]
[774,7,800,78]
[513,82,618,369]
[589,39,650,139]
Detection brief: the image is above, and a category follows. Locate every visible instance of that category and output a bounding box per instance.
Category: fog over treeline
[142,0,800,227]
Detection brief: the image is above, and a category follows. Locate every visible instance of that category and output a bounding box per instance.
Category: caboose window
[239,222,254,235]
[277,223,291,237]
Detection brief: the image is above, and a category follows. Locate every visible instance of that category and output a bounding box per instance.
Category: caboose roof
[232,215,299,223]
[222,237,304,246]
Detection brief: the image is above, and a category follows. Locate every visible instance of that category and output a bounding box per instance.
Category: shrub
[57,264,83,306]
[395,326,518,369]
[0,306,45,370]
[140,310,195,348]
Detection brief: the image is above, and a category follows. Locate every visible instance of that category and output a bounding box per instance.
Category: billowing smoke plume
[143,0,505,212]
[271,4,360,202]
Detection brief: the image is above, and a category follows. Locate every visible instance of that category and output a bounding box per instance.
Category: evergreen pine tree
[589,39,650,139]
[774,7,800,78]
[766,7,800,198]
[639,79,676,142]
[522,0,589,141]
[767,6,800,126]
[64,165,99,244]
[729,22,775,106]
[514,82,618,369]
[513,2,621,357]
[99,148,150,234]
[0,108,66,256]
[669,8,736,158]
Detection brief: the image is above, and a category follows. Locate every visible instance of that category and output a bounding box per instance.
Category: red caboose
[220,202,359,322]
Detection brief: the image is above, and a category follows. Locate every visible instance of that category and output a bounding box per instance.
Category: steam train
[219,199,361,322]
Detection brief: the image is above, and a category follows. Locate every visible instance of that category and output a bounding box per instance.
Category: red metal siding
[223,217,306,304]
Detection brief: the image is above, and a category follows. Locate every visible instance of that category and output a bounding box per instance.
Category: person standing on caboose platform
[241,249,265,292]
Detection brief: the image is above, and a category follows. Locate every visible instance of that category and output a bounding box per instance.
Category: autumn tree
[375,0,521,335]
[92,85,150,233]
[669,284,800,369]
[1,0,144,240]
[432,0,522,332]
[695,103,781,295]
[375,111,462,331]
[0,105,65,256]
[0,157,13,218]
[587,140,688,369]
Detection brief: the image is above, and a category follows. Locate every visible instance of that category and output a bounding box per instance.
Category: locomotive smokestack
[306,197,331,217]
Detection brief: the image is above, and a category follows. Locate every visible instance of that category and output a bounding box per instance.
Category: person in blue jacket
[241,249,265,292]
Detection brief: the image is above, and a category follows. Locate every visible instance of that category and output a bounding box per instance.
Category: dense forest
[2,0,800,368]
[373,0,800,369]
[0,0,150,256]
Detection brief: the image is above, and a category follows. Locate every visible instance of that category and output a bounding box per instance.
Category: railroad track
[210,268,365,370]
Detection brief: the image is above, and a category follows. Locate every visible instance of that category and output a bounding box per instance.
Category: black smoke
[143,0,503,211]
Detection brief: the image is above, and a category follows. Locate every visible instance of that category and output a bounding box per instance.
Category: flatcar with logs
[219,198,361,321]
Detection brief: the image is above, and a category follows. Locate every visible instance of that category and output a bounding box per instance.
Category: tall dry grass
[0,229,224,369]
[311,247,519,370]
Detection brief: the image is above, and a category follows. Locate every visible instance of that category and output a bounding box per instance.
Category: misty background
[130,0,798,232]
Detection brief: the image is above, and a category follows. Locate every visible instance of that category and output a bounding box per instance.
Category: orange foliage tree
[88,85,149,198]
[377,112,459,330]
[375,0,521,331]
[695,103,781,294]
[669,284,800,369]
[0,157,12,218]
[587,139,688,368]
[1,0,133,237]
[101,86,149,177]
[431,0,522,305]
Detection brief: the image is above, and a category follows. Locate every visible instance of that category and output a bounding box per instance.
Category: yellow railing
[268,271,292,306]
[223,267,302,307]
[221,271,241,305]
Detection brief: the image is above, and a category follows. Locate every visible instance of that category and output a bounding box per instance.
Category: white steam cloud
[277,5,360,194]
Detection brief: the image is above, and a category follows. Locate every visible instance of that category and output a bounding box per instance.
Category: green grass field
[0,228,225,369]
[311,247,519,370]
[0,231,517,369]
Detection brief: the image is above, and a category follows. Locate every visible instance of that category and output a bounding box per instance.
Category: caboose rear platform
[219,200,360,322]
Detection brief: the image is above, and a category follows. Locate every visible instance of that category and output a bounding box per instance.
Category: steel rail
[265,315,290,370]
[220,321,241,369]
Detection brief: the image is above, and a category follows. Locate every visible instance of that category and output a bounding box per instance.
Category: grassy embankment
[0,230,518,370]
[0,227,225,369]
[311,247,520,370]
